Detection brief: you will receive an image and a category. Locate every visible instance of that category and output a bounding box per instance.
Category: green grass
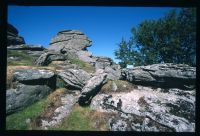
[7,50,34,66]
[69,58,95,73]
[50,105,109,131]
[6,97,49,130]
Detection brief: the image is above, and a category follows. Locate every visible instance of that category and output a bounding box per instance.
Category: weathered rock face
[78,71,107,106]
[122,63,196,89]
[7,24,25,46]
[6,69,56,114]
[48,30,95,63]
[76,51,95,64]
[6,84,51,114]
[94,56,113,69]
[58,69,91,90]
[105,65,122,80]
[49,30,92,51]
[90,86,195,132]
[7,44,45,51]
[13,69,56,89]
[35,51,67,66]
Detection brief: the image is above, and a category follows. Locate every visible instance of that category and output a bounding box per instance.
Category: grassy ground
[50,104,110,131]
[7,50,35,66]
[6,97,49,130]
[69,58,95,73]
[6,88,67,130]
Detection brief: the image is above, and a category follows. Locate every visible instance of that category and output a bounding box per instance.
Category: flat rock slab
[91,86,195,132]
[13,69,55,82]
[122,63,196,89]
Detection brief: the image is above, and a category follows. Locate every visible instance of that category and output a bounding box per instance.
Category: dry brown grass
[100,80,137,94]
[90,110,114,131]
[48,88,66,104]
[50,61,65,65]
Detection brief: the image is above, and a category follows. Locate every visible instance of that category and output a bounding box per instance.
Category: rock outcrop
[6,69,56,114]
[78,70,107,105]
[48,30,95,64]
[7,44,45,51]
[91,86,195,132]
[35,51,67,66]
[57,69,91,90]
[7,23,25,46]
[94,56,113,69]
[49,30,92,52]
[122,63,196,89]
[6,84,51,115]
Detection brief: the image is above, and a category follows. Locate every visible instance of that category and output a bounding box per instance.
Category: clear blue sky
[8,6,178,63]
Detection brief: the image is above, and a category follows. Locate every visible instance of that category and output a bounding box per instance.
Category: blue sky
[8,6,178,63]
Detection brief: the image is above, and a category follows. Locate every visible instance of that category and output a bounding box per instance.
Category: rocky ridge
[6,24,196,132]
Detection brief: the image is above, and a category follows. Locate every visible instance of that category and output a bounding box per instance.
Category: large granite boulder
[6,84,51,114]
[48,30,92,52]
[12,69,56,89]
[35,51,67,66]
[57,69,91,90]
[122,63,196,89]
[7,24,25,46]
[47,30,95,64]
[78,70,107,105]
[104,65,122,80]
[94,56,113,69]
[6,69,56,114]
[91,86,195,132]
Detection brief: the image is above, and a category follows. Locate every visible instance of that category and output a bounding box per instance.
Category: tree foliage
[115,8,196,68]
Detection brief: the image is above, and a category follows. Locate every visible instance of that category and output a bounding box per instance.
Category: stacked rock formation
[7,23,25,46]
[48,30,95,64]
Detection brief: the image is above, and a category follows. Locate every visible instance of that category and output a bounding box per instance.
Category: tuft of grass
[100,80,136,94]
[69,58,95,73]
[6,97,49,130]
[7,50,34,66]
[50,104,110,131]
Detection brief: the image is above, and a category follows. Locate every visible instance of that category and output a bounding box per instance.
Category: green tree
[114,38,138,68]
[115,8,196,66]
